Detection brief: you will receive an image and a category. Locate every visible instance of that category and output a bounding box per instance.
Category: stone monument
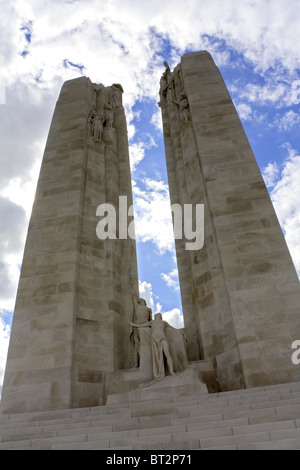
[1,77,139,413]
[159,51,300,391]
[1,51,300,416]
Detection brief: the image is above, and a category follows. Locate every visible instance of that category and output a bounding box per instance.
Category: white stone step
[1,382,300,450]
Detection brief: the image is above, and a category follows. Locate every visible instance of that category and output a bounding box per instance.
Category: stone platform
[106,368,208,405]
[1,381,300,450]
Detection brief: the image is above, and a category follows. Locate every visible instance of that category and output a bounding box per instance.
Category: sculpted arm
[129,321,152,328]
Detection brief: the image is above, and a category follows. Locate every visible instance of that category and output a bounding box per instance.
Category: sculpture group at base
[129,297,189,379]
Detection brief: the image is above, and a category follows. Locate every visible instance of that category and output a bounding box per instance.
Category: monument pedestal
[104,360,219,405]
[106,367,208,405]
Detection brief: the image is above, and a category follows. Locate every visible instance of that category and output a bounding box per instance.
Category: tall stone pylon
[1,77,139,413]
[159,51,300,391]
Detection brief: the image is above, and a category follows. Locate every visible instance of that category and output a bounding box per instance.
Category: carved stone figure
[161,61,175,103]
[164,323,189,372]
[130,297,153,367]
[111,83,124,108]
[92,83,103,110]
[163,61,176,102]
[104,102,114,128]
[88,110,104,142]
[163,61,170,79]
[179,93,190,125]
[130,312,179,378]
[173,93,190,126]
[177,66,184,92]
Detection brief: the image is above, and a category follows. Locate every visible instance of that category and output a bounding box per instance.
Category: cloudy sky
[0,0,300,395]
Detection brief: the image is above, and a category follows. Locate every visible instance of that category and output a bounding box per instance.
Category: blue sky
[1,0,300,396]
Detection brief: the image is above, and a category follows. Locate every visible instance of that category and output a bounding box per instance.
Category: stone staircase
[1,381,300,450]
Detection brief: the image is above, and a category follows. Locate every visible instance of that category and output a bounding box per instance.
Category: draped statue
[129,312,189,379]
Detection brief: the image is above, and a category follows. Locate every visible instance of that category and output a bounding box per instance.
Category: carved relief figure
[159,70,167,103]
[88,110,104,142]
[179,93,190,125]
[130,312,177,378]
[92,83,103,110]
[130,297,153,367]
[177,66,184,92]
[173,93,190,126]
[111,83,124,108]
[104,102,114,128]
[161,61,175,103]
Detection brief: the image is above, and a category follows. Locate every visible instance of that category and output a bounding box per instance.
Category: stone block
[0,440,32,450]
[232,420,296,435]
[187,417,248,432]
[275,405,300,420]
[173,427,232,443]
[200,431,270,449]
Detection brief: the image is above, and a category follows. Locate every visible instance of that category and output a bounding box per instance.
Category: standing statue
[130,297,153,367]
[104,102,114,128]
[88,110,104,142]
[91,83,104,110]
[179,93,190,125]
[161,61,175,103]
[173,93,190,126]
[111,83,124,108]
[129,312,177,378]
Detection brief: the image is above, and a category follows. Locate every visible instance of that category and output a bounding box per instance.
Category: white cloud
[0,160,40,219]
[291,80,300,105]
[138,280,183,328]
[138,280,155,311]
[0,317,10,398]
[129,142,147,171]
[2,1,300,111]
[273,110,300,132]
[162,308,184,329]
[268,147,300,277]
[161,268,180,290]
[133,177,175,254]
[150,110,163,131]
[0,79,6,105]
[284,215,300,278]
[235,101,267,124]
[0,196,28,311]
[0,79,55,319]
[262,161,280,188]
[239,82,287,106]
[236,102,253,121]
[129,135,157,172]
